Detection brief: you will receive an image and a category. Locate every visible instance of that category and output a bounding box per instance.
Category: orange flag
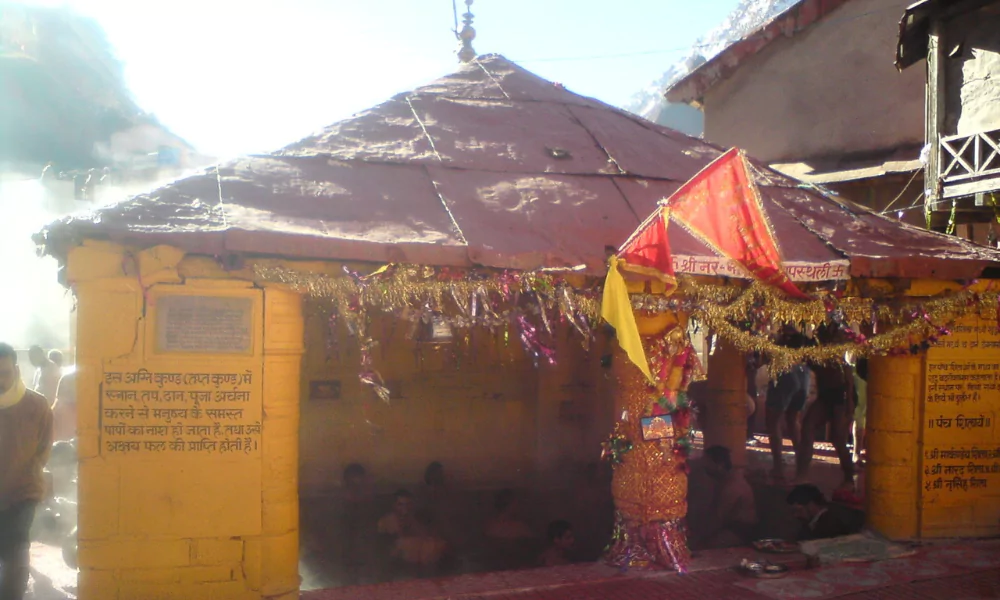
[617,207,677,292]
[665,148,807,299]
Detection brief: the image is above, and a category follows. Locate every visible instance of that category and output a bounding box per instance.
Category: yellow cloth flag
[602,256,653,383]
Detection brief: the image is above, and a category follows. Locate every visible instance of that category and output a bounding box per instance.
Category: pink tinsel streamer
[516,315,556,366]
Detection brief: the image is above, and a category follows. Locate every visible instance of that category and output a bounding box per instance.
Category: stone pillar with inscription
[868,311,1000,541]
[70,242,304,600]
[915,314,1000,538]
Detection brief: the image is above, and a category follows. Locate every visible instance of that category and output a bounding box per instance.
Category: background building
[663,0,944,234]
[897,0,1000,242]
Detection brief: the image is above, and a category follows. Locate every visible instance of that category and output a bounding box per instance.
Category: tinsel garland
[254,263,602,325]
[254,263,999,381]
[634,282,998,375]
[257,263,602,399]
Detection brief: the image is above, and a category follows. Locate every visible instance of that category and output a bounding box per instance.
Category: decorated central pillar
[603,312,699,572]
[599,148,812,571]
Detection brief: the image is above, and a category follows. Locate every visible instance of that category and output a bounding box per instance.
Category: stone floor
[28,538,1000,600]
[301,541,1000,600]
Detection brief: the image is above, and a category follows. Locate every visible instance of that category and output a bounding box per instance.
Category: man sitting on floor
[787,484,857,541]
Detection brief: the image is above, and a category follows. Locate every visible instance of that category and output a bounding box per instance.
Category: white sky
[22,0,740,158]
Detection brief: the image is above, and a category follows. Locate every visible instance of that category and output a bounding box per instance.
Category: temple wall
[66,241,614,597]
[298,310,615,494]
[868,307,1000,540]
[918,312,1000,537]
[70,242,302,600]
[64,237,1000,599]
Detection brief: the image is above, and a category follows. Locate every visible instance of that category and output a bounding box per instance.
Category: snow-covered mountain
[625,0,801,135]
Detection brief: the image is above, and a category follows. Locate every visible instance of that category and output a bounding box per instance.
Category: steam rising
[0,177,73,350]
[0,168,209,352]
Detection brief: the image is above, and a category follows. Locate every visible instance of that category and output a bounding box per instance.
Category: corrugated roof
[35,54,1000,280]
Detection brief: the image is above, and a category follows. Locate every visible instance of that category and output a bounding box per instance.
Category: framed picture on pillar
[640,415,674,441]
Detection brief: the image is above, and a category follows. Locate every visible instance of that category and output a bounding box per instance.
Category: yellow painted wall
[68,242,615,599]
[868,308,1000,540]
[70,242,303,600]
[298,306,615,493]
[918,313,1000,538]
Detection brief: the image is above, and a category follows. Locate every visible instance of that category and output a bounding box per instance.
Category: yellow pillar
[534,324,581,478]
[703,340,748,468]
[257,286,305,600]
[70,242,305,600]
[866,354,921,540]
[606,313,691,572]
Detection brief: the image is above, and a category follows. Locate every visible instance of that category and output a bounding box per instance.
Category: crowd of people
[693,328,868,495]
[690,444,863,551]
[2,336,871,597]
[26,345,76,443]
[310,461,609,587]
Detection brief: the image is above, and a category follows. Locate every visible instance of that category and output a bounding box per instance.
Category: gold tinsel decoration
[253,263,602,324]
[253,263,999,375]
[691,283,998,375]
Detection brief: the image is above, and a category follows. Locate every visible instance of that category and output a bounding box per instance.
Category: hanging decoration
[603,256,655,382]
[255,263,1000,383]
[600,423,633,466]
[688,283,989,375]
[255,263,601,332]
[257,263,601,401]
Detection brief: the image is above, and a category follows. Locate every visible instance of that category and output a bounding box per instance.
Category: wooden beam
[942,176,1000,199]
[925,19,945,213]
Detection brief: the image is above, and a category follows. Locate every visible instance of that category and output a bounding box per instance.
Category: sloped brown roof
[36,54,1000,280]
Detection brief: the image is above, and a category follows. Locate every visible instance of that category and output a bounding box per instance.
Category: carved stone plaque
[156,295,253,354]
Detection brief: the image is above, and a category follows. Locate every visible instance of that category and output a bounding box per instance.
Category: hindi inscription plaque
[156,295,253,354]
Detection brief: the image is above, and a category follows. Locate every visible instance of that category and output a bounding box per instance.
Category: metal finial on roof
[457,0,476,63]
